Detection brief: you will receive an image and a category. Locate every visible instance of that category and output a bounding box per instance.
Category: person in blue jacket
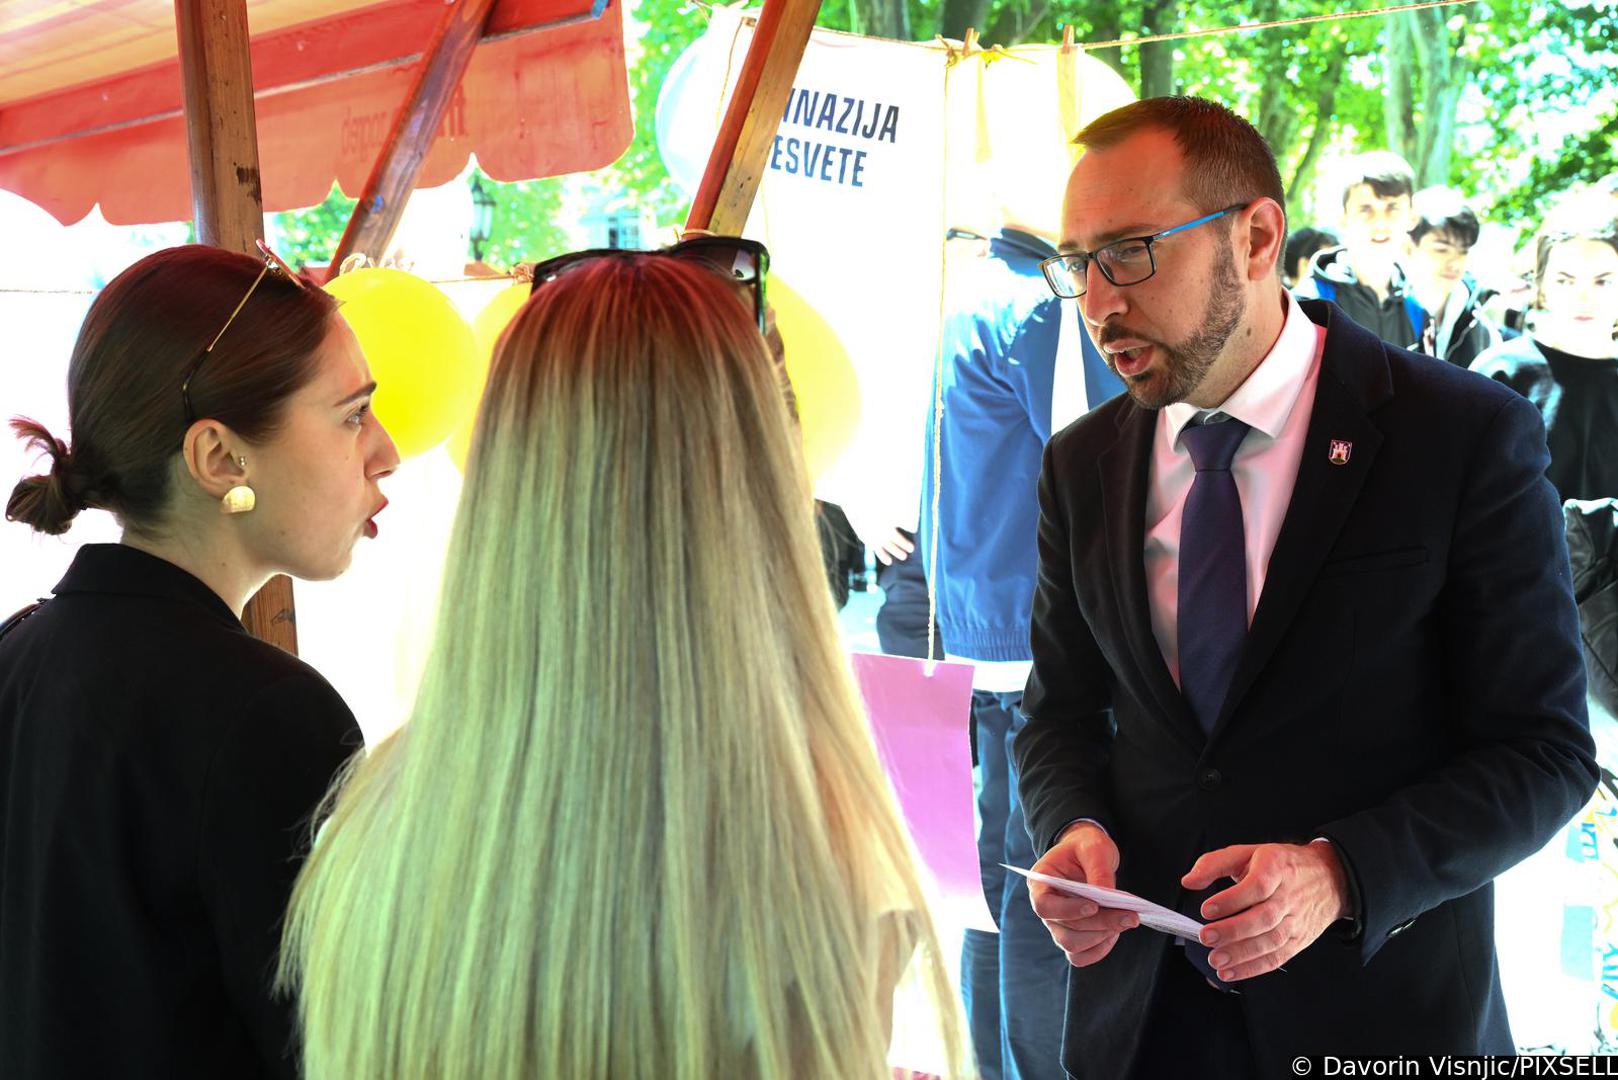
[918,225,1123,1080]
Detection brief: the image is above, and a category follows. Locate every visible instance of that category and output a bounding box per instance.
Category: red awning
[0,0,632,225]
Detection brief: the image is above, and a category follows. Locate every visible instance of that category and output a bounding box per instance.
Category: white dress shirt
[1145,294,1328,687]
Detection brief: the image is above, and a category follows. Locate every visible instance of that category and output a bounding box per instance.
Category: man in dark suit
[1016,96,1598,1079]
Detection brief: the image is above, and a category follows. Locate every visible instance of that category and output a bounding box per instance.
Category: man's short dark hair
[1284,227,1338,272]
[1339,151,1416,208]
[1410,187,1481,248]
[1072,96,1287,221]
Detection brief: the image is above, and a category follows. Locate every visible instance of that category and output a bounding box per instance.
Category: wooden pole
[176,0,264,252]
[683,0,821,234]
[175,0,298,654]
[328,0,498,272]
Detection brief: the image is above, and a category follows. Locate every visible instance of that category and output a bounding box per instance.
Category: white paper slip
[1002,864,1204,939]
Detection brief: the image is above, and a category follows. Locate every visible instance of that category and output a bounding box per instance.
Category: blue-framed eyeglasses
[1040,204,1248,299]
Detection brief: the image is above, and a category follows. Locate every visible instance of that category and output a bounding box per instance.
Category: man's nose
[1079,265,1127,328]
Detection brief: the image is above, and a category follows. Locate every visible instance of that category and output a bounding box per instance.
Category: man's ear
[181,420,248,500]
[1243,198,1287,282]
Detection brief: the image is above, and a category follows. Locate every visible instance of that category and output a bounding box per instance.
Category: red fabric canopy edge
[0,0,631,225]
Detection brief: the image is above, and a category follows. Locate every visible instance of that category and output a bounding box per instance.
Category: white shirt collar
[1164,292,1319,446]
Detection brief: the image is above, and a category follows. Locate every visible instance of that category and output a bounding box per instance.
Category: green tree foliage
[623,0,1615,238]
[609,8,712,230]
[266,167,570,276]
[477,168,570,270]
[1477,106,1618,229]
[272,0,1614,261]
[1459,0,1618,229]
[269,183,357,271]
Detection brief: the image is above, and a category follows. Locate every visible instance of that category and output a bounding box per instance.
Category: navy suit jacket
[1016,299,1598,1076]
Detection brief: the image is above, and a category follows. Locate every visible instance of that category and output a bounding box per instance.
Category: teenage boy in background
[1295,151,1423,349]
[1404,187,1502,368]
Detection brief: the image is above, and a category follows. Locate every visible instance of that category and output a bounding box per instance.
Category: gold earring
[221,485,256,514]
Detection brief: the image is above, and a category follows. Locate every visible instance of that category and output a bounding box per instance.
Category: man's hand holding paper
[1022,828,1351,984]
[1005,865,1203,939]
[1023,822,1140,968]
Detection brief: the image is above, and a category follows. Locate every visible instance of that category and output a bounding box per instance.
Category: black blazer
[1016,301,1598,1076]
[0,545,361,1080]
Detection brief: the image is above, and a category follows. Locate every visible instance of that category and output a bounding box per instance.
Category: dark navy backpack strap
[0,600,47,643]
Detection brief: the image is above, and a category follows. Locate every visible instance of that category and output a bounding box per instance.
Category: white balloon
[654,25,740,197]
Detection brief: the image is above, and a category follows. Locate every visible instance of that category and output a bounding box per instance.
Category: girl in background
[1473,195,1618,502]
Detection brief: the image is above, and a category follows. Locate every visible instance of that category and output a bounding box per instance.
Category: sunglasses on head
[524,236,770,333]
[180,239,307,427]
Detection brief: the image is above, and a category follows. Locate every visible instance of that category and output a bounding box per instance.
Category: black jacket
[1472,334,1618,504]
[1018,301,1596,1076]
[0,545,361,1079]
[1568,499,1618,717]
[1415,275,1502,369]
[1294,246,1422,350]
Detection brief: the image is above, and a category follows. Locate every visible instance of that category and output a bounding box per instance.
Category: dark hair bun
[6,418,83,536]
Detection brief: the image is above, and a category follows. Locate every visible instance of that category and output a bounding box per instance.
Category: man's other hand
[1181,841,1350,983]
[1028,822,1139,967]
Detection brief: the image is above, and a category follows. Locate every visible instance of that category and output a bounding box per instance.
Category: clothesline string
[1077,0,1472,51]
[686,0,1475,51]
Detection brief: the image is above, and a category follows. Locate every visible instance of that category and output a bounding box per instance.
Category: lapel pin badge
[1328,439,1353,466]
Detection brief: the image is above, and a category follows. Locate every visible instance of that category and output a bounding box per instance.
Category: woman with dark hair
[0,243,398,1080]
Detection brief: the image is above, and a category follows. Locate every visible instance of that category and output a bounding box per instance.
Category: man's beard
[1111,243,1246,410]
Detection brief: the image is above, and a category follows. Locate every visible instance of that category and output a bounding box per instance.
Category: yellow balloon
[448,281,530,471]
[324,268,478,461]
[771,277,861,482]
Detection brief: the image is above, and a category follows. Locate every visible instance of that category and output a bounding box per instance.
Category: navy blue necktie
[1175,416,1251,989]
[1177,416,1252,734]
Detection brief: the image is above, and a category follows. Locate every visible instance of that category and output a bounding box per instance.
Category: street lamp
[469,172,495,262]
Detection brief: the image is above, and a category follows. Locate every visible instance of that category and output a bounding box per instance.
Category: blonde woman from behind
[278,244,964,1080]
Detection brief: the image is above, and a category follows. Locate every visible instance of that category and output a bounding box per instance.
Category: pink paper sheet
[849,651,994,932]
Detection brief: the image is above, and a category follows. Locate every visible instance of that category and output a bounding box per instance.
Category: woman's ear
[181,420,249,500]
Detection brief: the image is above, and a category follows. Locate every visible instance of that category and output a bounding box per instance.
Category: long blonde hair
[278,255,962,1079]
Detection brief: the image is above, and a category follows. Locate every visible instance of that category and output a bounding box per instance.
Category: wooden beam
[175,0,298,655]
[175,0,264,252]
[684,0,821,234]
[328,0,499,272]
